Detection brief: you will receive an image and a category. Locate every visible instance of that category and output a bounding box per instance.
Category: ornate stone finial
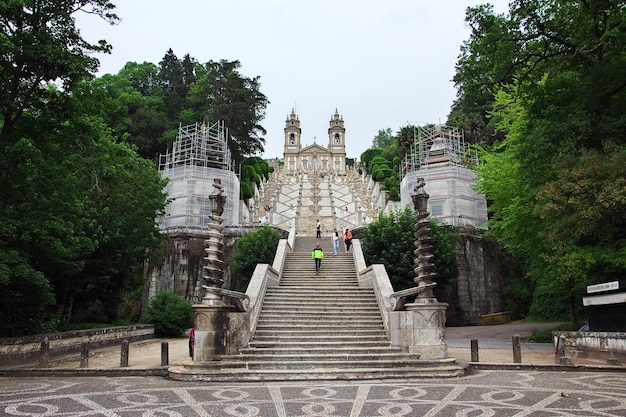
[412,178,437,302]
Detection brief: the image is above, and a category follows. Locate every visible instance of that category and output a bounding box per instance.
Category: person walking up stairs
[311,243,324,272]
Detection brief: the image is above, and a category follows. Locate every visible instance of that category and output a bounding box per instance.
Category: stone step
[278,282,359,287]
[252,329,387,338]
[279,275,357,280]
[259,308,381,315]
[189,358,429,371]
[279,276,357,280]
[255,318,384,327]
[261,299,376,306]
[258,309,382,318]
[266,288,372,295]
[225,352,414,362]
[248,340,393,348]
[238,346,403,355]
[256,317,383,330]
[265,285,376,294]
[282,269,356,272]
[251,337,388,344]
[254,324,384,331]
[262,299,376,306]
[282,267,356,273]
[169,362,467,382]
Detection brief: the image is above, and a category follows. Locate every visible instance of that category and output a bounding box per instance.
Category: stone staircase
[171,236,465,381]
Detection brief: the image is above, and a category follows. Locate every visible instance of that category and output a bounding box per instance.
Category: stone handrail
[244,233,292,336]
[389,287,423,311]
[245,264,279,337]
[352,239,395,337]
[201,286,250,312]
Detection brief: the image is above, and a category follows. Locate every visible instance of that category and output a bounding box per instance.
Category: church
[283,109,347,174]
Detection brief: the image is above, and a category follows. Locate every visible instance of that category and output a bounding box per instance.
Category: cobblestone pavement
[1,371,626,416]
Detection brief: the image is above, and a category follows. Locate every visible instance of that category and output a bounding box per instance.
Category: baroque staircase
[170,236,465,381]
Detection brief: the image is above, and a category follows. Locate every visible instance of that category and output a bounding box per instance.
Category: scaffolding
[400,125,487,229]
[157,121,240,229]
[403,125,478,170]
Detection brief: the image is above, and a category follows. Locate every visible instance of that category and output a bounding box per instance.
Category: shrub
[144,290,193,337]
[389,186,399,200]
[373,165,394,181]
[361,148,384,170]
[363,207,458,291]
[240,180,254,200]
[229,225,281,292]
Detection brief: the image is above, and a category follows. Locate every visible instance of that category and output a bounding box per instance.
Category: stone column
[192,179,232,362]
[403,178,448,359]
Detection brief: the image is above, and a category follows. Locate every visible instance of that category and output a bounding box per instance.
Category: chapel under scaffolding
[157,121,240,229]
[400,125,487,229]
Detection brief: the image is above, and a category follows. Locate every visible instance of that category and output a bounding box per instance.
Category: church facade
[283,109,347,174]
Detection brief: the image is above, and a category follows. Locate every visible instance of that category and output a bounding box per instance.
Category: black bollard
[80,342,89,368]
[39,337,50,368]
[470,339,479,362]
[120,340,129,367]
[161,341,169,366]
[512,334,522,363]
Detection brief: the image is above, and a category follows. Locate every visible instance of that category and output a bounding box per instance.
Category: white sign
[587,281,619,294]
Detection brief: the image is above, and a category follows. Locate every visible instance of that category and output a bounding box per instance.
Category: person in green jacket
[312,243,324,272]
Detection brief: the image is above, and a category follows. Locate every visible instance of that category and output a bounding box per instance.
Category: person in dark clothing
[316,220,321,238]
[344,229,352,252]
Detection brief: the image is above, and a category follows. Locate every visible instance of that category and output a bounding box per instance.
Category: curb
[1,362,624,379]
[466,362,626,373]
[0,367,169,377]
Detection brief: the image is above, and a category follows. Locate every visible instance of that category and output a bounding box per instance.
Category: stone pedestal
[389,301,448,360]
[192,304,250,361]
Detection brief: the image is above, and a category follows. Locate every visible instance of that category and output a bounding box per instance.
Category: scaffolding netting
[400,125,487,229]
[157,121,240,229]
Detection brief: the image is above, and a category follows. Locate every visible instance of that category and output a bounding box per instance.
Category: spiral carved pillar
[411,178,438,302]
[192,179,234,362]
[389,178,448,360]
[201,179,227,305]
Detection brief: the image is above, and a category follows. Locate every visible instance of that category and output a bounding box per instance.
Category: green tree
[229,225,281,292]
[373,128,395,149]
[396,126,415,151]
[0,2,171,334]
[0,0,118,144]
[88,67,170,161]
[159,49,189,121]
[187,60,269,164]
[462,0,626,321]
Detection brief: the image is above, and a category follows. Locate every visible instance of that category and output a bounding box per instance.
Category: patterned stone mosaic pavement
[1,371,625,416]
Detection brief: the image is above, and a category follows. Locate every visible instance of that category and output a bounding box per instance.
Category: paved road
[1,371,626,416]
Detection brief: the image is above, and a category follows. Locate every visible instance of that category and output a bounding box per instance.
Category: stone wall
[557,331,626,362]
[0,325,154,367]
[445,230,502,325]
[143,226,288,311]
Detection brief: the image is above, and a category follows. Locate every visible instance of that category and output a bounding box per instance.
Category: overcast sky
[77,0,510,160]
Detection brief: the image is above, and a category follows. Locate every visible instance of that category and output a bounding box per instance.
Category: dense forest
[0,0,269,337]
